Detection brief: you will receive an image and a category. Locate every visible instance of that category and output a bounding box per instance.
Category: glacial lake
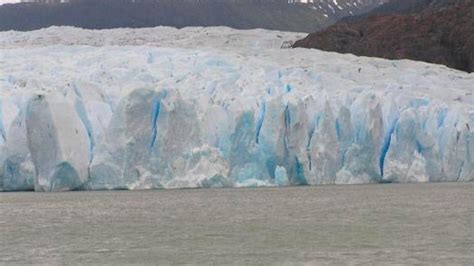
[1,183,473,264]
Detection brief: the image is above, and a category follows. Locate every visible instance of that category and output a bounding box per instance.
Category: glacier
[0,26,472,192]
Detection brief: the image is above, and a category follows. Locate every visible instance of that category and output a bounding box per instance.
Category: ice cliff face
[0,27,472,191]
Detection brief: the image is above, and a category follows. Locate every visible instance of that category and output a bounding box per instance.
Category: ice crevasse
[0,27,472,191]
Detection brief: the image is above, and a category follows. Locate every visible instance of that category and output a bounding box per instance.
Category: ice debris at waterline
[0,27,472,192]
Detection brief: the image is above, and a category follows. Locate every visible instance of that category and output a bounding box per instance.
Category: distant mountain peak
[1,0,387,32]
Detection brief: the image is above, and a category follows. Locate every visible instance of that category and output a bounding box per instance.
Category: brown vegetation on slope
[293,0,474,72]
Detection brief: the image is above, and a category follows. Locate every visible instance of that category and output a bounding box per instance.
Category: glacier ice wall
[26,93,90,191]
[0,27,472,191]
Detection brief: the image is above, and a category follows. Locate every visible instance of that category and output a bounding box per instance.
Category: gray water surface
[1,183,473,265]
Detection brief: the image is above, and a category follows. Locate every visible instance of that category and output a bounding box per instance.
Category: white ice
[0,26,472,191]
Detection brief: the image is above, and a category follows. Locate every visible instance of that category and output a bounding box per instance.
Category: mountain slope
[293,0,474,72]
[0,0,385,32]
[342,0,462,18]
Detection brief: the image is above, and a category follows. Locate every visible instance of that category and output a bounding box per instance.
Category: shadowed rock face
[293,0,474,73]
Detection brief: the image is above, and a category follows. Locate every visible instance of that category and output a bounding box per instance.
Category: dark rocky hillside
[293,0,474,72]
[342,0,463,19]
[0,0,385,32]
